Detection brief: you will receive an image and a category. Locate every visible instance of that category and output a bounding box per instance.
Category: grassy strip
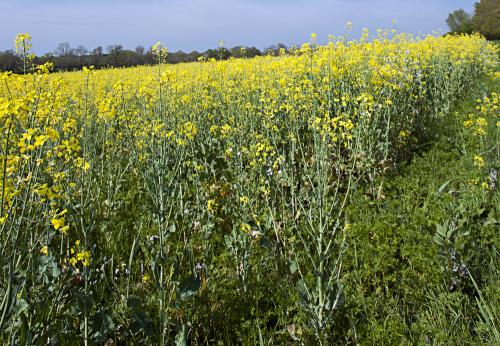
[341,72,499,344]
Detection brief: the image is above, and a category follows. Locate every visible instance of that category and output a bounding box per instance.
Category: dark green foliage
[447,9,473,34]
[339,75,500,344]
[0,44,265,73]
[472,0,500,40]
[447,1,500,39]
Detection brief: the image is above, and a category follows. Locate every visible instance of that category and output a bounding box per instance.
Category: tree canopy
[446,9,473,34]
[472,0,500,40]
[0,43,269,73]
[447,0,500,39]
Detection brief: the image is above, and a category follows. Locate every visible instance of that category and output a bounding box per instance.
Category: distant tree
[230,46,245,59]
[186,51,201,62]
[218,47,231,60]
[106,44,123,55]
[54,42,72,57]
[104,45,123,66]
[264,43,288,56]
[204,48,218,60]
[134,45,145,65]
[74,45,88,56]
[264,44,277,55]
[92,46,103,56]
[472,0,500,40]
[0,50,20,72]
[2,38,267,73]
[246,47,262,58]
[446,9,473,34]
[135,45,145,56]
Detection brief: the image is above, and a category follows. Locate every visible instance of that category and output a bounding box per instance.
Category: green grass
[338,74,500,344]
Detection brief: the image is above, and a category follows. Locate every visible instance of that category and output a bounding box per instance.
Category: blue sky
[0,0,477,54]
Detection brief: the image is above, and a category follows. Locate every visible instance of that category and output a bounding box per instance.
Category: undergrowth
[340,70,499,345]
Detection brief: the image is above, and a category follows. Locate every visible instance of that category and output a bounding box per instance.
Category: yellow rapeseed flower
[474,155,485,168]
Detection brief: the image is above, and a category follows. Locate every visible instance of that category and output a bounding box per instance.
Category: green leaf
[438,179,452,193]
[14,299,29,316]
[91,309,115,342]
[71,289,93,313]
[175,324,187,346]
[179,275,201,301]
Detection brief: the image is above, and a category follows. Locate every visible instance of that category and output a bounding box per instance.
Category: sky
[0,0,477,54]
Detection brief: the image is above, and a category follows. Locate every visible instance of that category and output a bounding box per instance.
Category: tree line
[446,0,499,39]
[0,42,288,73]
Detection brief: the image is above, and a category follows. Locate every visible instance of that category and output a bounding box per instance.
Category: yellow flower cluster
[465,92,499,179]
[51,209,69,234]
[69,240,91,267]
